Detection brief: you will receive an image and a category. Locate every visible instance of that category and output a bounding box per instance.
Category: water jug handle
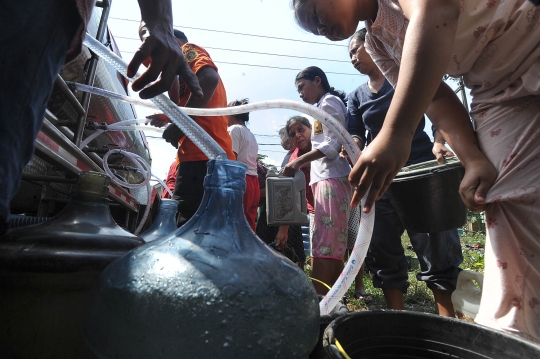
[457,269,484,291]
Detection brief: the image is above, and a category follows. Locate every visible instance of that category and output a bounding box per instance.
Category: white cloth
[309,93,351,185]
[227,124,258,176]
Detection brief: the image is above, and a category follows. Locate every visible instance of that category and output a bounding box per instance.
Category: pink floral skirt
[310,177,352,260]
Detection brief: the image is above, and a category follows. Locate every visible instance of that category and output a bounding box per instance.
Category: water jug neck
[140,199,178,242]
[73,171,110,204]
[192,160,248,230]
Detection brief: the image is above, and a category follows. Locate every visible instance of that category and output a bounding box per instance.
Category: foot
[353,291,373,304]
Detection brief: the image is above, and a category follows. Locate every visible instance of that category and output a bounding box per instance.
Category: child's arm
[427,82,496,212]
[282,149,324,177]
[350,0,493,212]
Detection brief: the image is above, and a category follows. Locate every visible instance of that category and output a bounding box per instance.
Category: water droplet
[223,342,229,348]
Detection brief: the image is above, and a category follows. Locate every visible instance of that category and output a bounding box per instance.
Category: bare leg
[311,258,340,295]
[432,288,455,317]
[382,288,405,310]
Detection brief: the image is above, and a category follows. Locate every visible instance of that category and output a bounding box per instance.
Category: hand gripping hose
[83,34,226,160]
[80,35,374,314]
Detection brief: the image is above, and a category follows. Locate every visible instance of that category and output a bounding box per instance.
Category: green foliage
[460,231,486,272]
[257,154,272,168]
[468,210,485,225]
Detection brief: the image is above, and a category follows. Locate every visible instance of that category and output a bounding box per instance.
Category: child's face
[296,77,324,105]
[288,122,312,152]
[295,0,375,41]
[349,38,374,75]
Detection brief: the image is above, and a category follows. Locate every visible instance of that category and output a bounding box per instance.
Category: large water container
[387,158,467,233]
[0,171,144,359]
[84,160,320,358]
[451,269,484,319]
[323,311,540,358]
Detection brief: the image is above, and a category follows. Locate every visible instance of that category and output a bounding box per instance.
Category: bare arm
[349,0,494,212]
[183,66,219,108]
[427,82,497,211]
[128,0,202,99]
[281,149,325,177]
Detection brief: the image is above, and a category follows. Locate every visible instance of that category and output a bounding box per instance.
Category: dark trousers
[172,160,208,227]
[365,193,463,292]
[0,0,79,234]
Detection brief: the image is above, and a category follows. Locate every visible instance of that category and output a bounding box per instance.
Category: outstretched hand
[349,135,410,212]
[282,158,303,177]
[459,156,497,212]
[146,113,170,128]
[432,142,455,164]
[127,22,203,100]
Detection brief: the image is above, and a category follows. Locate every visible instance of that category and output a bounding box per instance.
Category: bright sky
[104,0,470,180]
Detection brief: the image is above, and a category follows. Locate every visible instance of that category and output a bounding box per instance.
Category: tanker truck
[8,3,159,232]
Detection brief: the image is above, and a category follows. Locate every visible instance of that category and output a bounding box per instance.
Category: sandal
[353,291,373,305]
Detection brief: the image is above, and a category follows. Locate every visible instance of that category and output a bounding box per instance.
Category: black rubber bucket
[387,158,467,233]
[323,310,540,359]
[310,296,349,359]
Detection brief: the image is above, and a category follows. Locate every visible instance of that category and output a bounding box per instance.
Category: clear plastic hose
[83,34,226,160]
[102,149,172,235]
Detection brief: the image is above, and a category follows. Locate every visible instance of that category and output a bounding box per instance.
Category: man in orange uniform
[145,29,234,227]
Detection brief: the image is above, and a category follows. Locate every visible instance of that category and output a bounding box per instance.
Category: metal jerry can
[266,169,309,226]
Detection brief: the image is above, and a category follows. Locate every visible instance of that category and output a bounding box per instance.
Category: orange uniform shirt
[176,43,234,161]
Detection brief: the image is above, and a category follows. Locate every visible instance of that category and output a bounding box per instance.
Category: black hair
[173,29,188,42]
[279,127,294,151]
[295,66,347,106]
[349,28,367,45]
[285,116,311,137]
[227,98,250,122]
[290,0,310,33]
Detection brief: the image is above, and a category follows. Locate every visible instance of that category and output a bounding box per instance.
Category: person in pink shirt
[283,67,352,295]
[292,0,540,342]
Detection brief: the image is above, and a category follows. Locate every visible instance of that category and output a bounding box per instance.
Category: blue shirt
[346,79,434,166]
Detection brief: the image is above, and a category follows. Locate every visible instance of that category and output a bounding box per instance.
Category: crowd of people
[1,0,538,345]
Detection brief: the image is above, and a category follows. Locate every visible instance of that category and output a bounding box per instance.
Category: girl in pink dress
[283,67,353,295]
[292,0,540,342]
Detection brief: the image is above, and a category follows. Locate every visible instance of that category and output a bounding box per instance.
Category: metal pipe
[73,0,112,146]
[21,174,78,184]
[54,77,86,116]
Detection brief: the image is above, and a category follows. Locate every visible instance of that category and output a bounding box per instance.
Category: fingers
[146,113,169,127]
[127,46,151,79]
[435,152,445,165]
[459,179,487,212]
[139,66,177,99]
[350,190,361,208]
[128,34,202,99]
[132,56,166,93]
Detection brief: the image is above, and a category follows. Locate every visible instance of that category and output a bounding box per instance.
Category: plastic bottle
[266,169,309,226]
[84,160,320,358]
[139,198,178,242]
[0,171,144,358]
[451,269,484,319]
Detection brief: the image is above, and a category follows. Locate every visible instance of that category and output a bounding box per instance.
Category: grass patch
[334,229,486,315]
